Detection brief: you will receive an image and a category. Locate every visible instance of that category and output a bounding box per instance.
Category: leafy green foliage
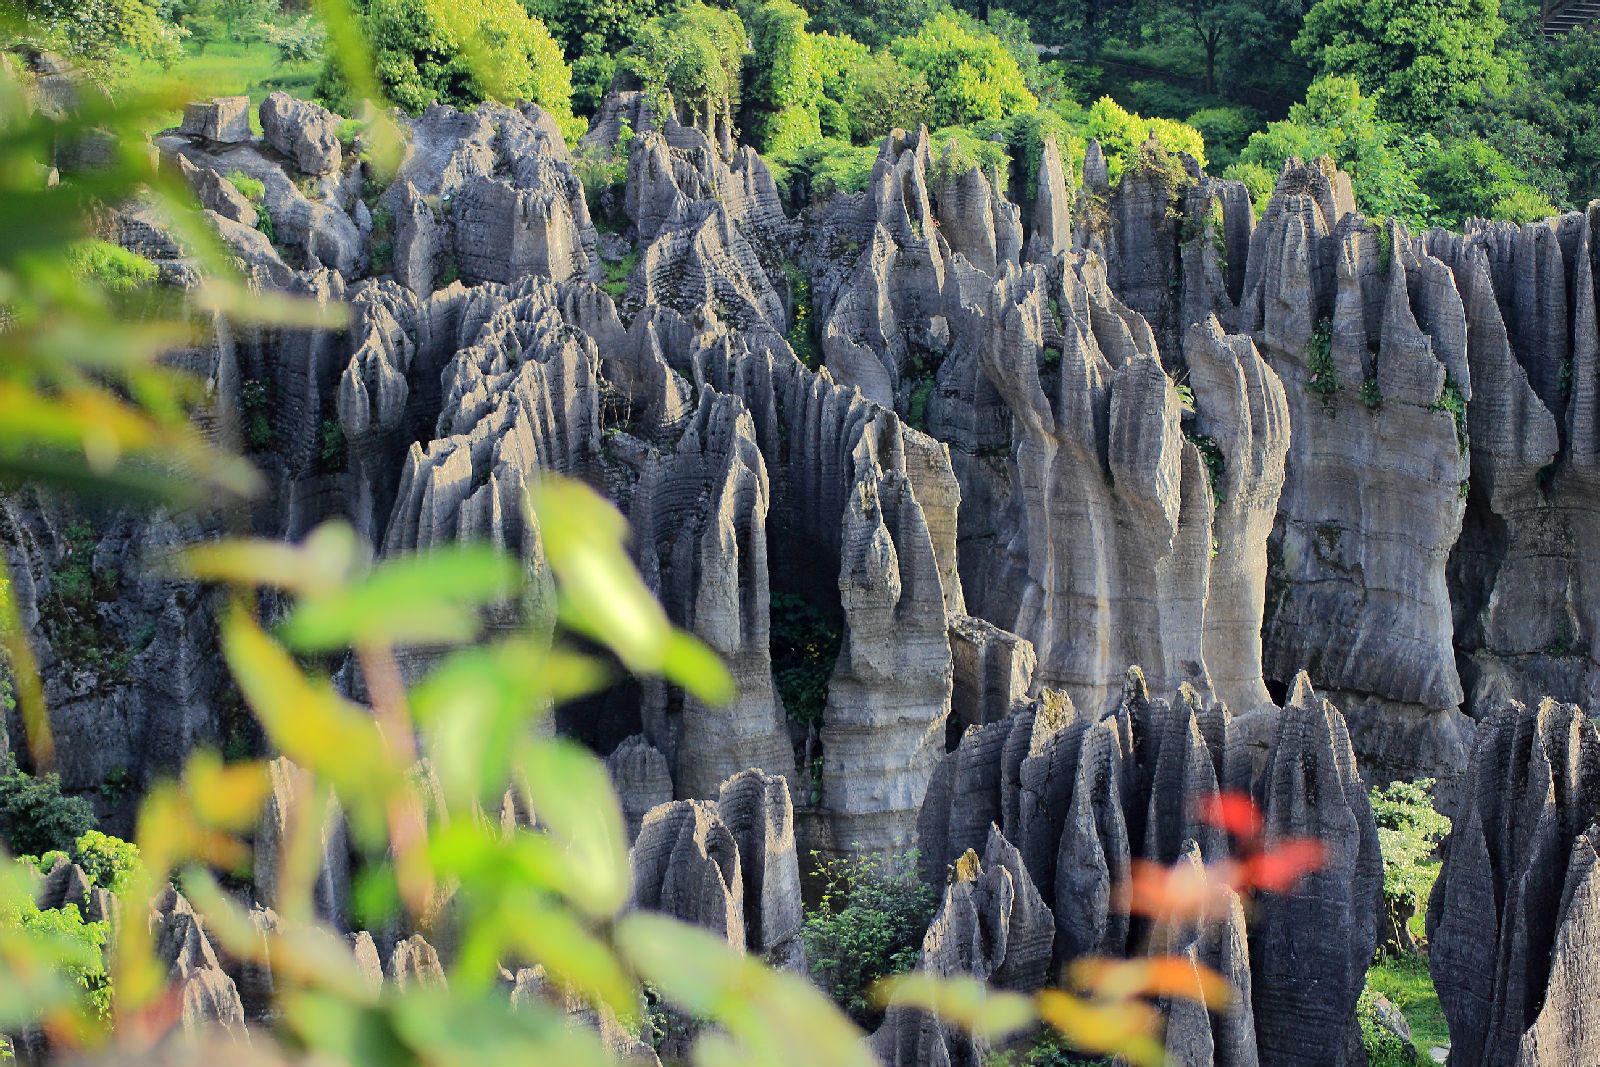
[241,378,273,449]
[1430,377,1467,454]
[1183,105,1259,170]
[744,0,824,155]
[817,44,930,143]
[316,418,347,474]
[1370,778,1448,955]
[1296,0,1507,124]
[17,0,185,79]
[769,592,840,728]
[262,14,329,65]
[2,886,112,1021]
[601,249,639,300]
[1357,986,1417,1067]
[1184,429,1226,509]
[1366,952,1449,1060]
[326,0,580,139]
[803,850,936,1025]
[1306,318,1337,413]
[1359,376,1382,411]
[1228,76,1430,226]
[800,0,938,48]
[0,758,97,858]
[226,167,266,202]
[618,3,746,131]
[1415,135,1555,229]
[36,829,143,894]
[890,11,1037,127]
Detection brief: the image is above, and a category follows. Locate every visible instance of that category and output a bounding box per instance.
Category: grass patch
[225,169,265,203]
[65,240,157,293]
[1367,953,1449,1059]
[117,41,319,135]
[601,249,639,300]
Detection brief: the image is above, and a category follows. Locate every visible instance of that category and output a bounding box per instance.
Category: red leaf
[1241,839,1327,893]
[1195,792,1264,840]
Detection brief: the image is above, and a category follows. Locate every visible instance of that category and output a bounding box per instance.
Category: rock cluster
[915,669,1379,1065]
[1428,697,1600,1065]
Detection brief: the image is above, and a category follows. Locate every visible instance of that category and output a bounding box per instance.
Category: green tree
[183,0,278,47]
[813,33,930,144]
[328,0,580,138]
[1294,0,1508,123]
[803,850,936,1025]
[1369,778,1449,956]
[1228,75,1431,224]
[743,0,824,155]
[799,0,938,48]
[16,0,184,78]
[1415,134,1554,228]
[889,10,1037,127]
[0,758,97,859]
[618,3,748,132]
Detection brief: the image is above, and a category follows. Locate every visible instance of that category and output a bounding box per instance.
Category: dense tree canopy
[889,10,1037,127]
[1294,0,1508,123]
[329,0,578,135]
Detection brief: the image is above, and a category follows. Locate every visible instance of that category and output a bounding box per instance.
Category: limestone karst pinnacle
[14,76,1600,1065]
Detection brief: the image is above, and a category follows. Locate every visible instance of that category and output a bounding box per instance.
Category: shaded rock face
[1427,697,1600,1066]
[872,826,1053,1067]
[626,768,806,969]
[915,668,1378,1066]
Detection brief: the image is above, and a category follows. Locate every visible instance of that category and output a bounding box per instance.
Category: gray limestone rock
[716,769,806,970]
[254,757,351,931]
[628,800,746,950]
[606,735,674,841]
[180,96,251,145]
[1249,673,1381,1067]
[259,92,342,176]
[1427,696,1600,1066]
[387,933,447,990]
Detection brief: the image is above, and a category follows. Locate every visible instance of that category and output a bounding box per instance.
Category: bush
[1358,986,1418,1067]
[890,11,1037,128]
[1370,778,1449,956]
[328,0,580,140]
[1296,0,1508,124]
[1185,105,1261,170]
[814,37,930,145]
[261,14,327,65]
[34,829,142,894]
[0,758,97,858]
[225,168,266,203]
[1,888,111,1021]
[803,850,936,1024]
[1416,135,1555,230]
[770,592,841,728]
[743,0,824,156]
[1230,76,1431,227]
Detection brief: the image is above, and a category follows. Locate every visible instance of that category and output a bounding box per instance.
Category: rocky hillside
[9,86,1600,1064]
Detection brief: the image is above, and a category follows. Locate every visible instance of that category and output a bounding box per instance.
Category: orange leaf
[1118,857,1232,921]
[1067,957,1234,1011]
[1195,791,1263,840]
[1036,990,1165,1067]
[1241,839,1327,893]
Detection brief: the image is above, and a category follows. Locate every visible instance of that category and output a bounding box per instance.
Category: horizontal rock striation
[1427,696,1600,1066]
